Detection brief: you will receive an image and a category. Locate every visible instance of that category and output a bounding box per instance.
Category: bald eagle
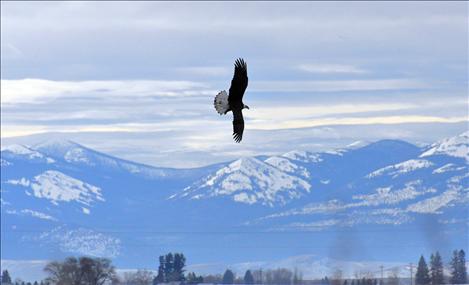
[214,58,249,143]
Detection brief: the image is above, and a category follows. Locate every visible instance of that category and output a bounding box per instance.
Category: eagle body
[213,58,249,143]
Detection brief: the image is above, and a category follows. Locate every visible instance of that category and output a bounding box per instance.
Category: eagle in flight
[214,58,249,143]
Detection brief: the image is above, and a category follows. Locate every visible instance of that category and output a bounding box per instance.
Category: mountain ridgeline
[1,132,468,269]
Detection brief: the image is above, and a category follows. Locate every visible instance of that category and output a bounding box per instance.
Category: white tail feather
[214,90,229,115]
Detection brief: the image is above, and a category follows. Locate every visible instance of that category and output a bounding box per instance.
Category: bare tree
[123,270,154,285]
[44,256,116,285]
[293,268,303,285]
[354,271,374,280]
[251,270,263,284]
[44,257,82,285]
[386,268,400,285]
[331,269,343,285]
[203,274,223,284]
[263,268,293,284]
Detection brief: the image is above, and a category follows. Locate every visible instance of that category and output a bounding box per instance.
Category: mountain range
[1,132,468,279]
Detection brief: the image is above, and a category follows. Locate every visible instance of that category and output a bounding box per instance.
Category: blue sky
[1,2,467,167]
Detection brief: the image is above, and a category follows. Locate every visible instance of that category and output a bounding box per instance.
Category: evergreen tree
[222,269,235,284]
[343,280,348,285]
[187,272,203,284]
[155,255,166,284]
[293,268,301,285]
[450,250,461,284]
[416,255,430,285]
[430,252,444,285]
[197,275,204,283]
[449,250,467,284]
[187,272,194,282]
[451,249,468,284]
[2,270,12,284]
[458,250,467,284]
[351,280,355,285]
[164,253,174,282]
[173,253,186,281]
[154,252,186,283]
[244,270,255,284]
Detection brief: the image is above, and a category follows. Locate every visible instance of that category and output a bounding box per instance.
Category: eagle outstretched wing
[228,58,248,105]
[232,109,244,143]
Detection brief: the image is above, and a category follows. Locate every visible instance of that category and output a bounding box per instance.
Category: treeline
[0,270,47,285]
[1,257,116,285]
[203,268,303,285]
[1,249,467,285]
[414,249,467,285]
[151,253,303,285]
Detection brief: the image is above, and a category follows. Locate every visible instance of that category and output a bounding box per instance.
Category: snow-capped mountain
[29,139,180,179]
[366,159,434,178]
[1,144,55,164]
[6,170,104,207]
[420,131,469,161]
[171,157,311,206]
[247,134,468,234]
[1,133,468,273]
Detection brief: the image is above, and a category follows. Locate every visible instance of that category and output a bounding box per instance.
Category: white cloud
[297,64,367,74]
[248,103,416,121]
[250,79,428,93]
[256,115,467,130]
[176,66,231,77]
[1,79,212,104]
[1,79,432,106]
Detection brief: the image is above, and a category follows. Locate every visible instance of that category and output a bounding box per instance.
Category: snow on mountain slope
[406,187,460,214]
[1,158,12,166]
[172,157,311,206]
[34,226,121,258]
[264,156,310,178]
[366,159,434,178]
[6,170,104,206]
[420,131,469,161]
[406,175,469,214]
[346,140,369,149]
[351,181,436,206]
[31,139,174,178]
[252,135,468,230]
[278,208,413,231]
[432,163,466,174]
[258,181,436,222]
[1,144,55,164]
[5,209,58,221]
[281,150,322,163]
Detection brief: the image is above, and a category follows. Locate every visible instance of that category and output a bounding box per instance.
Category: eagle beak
[245,105,250,110]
